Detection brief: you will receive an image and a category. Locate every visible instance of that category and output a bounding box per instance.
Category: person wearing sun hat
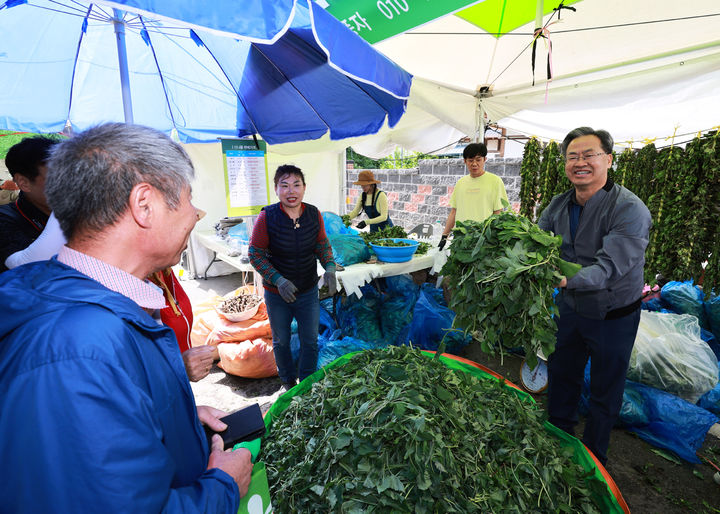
[347,170,393,232]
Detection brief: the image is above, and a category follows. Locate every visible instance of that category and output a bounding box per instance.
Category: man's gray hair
[45,123,194,239]
[561,127,614,155]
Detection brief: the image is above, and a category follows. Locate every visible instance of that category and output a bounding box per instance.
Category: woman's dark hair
[561,127,614,155]
[274,164,305,187]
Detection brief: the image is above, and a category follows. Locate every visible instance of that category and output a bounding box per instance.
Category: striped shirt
[57,246,166,310]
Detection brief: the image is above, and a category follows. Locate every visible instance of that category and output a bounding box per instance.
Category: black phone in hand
[204,403,265,450]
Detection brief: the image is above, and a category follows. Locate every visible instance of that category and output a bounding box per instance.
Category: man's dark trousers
[547,297,641,465]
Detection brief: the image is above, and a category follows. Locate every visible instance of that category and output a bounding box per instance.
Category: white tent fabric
[365,0,720,150]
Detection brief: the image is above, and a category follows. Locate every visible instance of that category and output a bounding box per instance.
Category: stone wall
[345,158,521,237]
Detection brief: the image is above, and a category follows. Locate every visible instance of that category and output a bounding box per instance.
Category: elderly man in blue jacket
[0,123,252,512]
[538,126,651,466]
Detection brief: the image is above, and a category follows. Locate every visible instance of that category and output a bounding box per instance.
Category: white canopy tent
[288,0,720,157]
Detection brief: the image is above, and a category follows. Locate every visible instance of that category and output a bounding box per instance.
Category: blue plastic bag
[378,275,420,345]
[379,284,415,345]
[421,282,446,306]
[227,222,249,243]
[408,287,470,354]
[335,285,384,344]
[705,293,720,342]
[384,275,419,299]
[700,328,720,361]
[623,380,718,463]
[698,364,720,415]
[328,234,371,267]
[641,297,673,313]
[661,280,708,329]
[580,361,718,463]
[322,211,347,236]
[317,334,382,368]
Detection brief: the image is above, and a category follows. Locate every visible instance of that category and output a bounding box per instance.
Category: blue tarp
[580,361,719,463]
[409,284,470,353]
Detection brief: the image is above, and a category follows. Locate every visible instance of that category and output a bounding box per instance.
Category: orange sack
[217,337,278,378]
[191,302,272,347]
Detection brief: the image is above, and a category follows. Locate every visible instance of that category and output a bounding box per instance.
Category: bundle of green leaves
[441,210,580,368]
[359,225,408,245]
[260,346,602,513]
[372,239,413,247]
[415,241,430,255]
[360,226,431,255]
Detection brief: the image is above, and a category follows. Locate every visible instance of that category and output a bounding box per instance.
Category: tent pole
[474,98,485,143]
[535,0,544,30]
[113,9,134,124]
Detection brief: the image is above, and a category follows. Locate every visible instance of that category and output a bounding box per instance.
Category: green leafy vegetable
[260,346,603,513]
[441,208,570,368]
[519,137,542,221]
[371,239,413,247]
[415,241,430,255]
[360,226,430,256]
[360,225,409,246]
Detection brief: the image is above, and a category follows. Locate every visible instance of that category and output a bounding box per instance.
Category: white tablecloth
[335,247,448,298]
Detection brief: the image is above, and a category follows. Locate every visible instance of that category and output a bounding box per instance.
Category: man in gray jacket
[538,127,651,465]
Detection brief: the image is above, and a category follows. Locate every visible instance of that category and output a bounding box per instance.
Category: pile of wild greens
[361,226,430,255]
[441,211,580,368]
[359,225,408,245]
[372,239,413,247]
[260,346,602,513]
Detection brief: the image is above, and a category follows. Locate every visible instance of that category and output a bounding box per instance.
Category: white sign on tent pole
[220,138,271,216]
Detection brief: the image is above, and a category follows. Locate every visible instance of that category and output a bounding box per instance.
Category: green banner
[456,0,582,38]
[321,0,483,44]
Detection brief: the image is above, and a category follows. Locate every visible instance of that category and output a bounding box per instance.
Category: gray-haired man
[538,126,651,465]
[0,123,252,512]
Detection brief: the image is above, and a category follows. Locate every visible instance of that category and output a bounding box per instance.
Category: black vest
[264,203,320,293]
[361,189,393,233]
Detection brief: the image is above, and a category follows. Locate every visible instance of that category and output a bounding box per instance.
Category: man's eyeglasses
[565,152,606,163]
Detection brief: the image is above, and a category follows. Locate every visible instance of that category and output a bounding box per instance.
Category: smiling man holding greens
[537,126,651,465]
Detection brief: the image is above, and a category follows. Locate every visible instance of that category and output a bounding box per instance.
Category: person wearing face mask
[248,165,337,392]
[538,126,651,466]
[438,143,508,250]
[347,170,393,232]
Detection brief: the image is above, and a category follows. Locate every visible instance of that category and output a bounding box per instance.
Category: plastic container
[369,238,420,263]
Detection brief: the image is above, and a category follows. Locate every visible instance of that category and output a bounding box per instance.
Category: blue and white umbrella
[0,0,412,144]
